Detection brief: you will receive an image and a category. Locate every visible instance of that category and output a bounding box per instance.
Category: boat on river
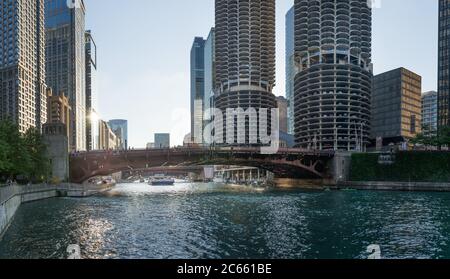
[148,175,175,186]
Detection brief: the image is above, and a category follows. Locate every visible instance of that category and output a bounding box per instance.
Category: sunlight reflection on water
[1,183,450,259]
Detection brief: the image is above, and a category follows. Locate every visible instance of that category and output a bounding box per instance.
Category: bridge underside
[122,166,204,178]
[69,149,332,183]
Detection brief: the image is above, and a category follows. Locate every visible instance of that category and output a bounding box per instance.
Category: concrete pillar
[330,152,352,183]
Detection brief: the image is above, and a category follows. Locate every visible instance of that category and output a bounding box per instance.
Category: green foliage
[0,119,51,183]
[350,152,450,182]
[23,128,51,181]
[411,126,450,148]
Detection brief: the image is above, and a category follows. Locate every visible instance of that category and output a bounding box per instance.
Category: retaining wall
[0,183,113,239]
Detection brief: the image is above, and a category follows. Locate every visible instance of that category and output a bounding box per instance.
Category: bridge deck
[71,147,335,158]
[69,148,335,183]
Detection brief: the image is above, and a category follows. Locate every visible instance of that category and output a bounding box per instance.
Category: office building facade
[422,91,438,136]
[439,0,450,127]
[276,96,288,134]
[190,37,206,144]
[293,0,372,151]
[45,0,87,151]
[372,68,422,144]
[214,0,277,145]
[47,88,70,139]
[108,119,128,150]
[85,30,98,151]
[285,6,295,135]
[203,28,216,144]
[99,120,119,151]
[155,133,170,148]
[0,0,47,133]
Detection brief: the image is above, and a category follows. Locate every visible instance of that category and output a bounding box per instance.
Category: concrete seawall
[0,183,113,239]
[340,181,450,192]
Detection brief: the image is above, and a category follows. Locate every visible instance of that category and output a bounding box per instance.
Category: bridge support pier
[326,152,352,185]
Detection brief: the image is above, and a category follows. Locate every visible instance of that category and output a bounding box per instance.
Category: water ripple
[1,184,450,259]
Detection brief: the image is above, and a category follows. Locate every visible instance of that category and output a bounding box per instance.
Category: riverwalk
[338,181,450,192]
[0,183,113,239]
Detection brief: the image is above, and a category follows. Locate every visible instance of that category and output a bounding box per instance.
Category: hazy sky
[85,0,438,148]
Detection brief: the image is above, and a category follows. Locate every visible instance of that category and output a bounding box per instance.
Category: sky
[85,0,439,148]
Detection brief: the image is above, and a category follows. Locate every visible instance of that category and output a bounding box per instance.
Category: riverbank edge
[274,178,450,192]
[0,183,114,239]
[336,181,450,192]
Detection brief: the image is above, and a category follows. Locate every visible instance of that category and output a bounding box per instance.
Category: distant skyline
[84,0,438,148]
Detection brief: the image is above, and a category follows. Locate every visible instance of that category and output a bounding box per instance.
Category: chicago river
[1,182,450,259]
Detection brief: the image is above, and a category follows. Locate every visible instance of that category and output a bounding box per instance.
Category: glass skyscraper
[155,133,170,149]
[422,91,438,136]
[285,6,295,135]
[45,0,87,151]
[190,37,206,144]
[85,30,98,151]
[203,28,216,144]
[108,119,128,150]
[438,0,450,128]
[0,0,47,133]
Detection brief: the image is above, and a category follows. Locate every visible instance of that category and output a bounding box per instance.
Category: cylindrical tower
[293,0,372,151]
[214,0,277,145]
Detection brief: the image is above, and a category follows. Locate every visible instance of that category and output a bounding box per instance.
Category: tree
[23,128,51,182]
[0,120,28,178]
[0,119,50,183]
[411,126,450,149]
[436,126,450,148]
[0,137,12,174]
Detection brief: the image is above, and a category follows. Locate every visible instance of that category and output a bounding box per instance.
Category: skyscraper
[190,37,206,144]
[285,6,295,135]
[203,28,216,144]
[214,0,277,145]
[422,91,438,136]
[372,68,422,145]
[155,133,170,149]
[293,0,372,151]
[438,0,450,128]
[0,0,47,133]
[99,120,119,151]
[108,119,128,150]
[276,96,288,134]
[85,30,98,151]
[45,0,87,151]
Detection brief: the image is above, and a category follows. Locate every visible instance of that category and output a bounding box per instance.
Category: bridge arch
[69,148,334,183]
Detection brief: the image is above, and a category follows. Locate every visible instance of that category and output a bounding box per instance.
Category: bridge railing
[70,147,336,158]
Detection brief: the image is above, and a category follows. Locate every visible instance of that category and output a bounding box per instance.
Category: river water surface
[1,183,450,259]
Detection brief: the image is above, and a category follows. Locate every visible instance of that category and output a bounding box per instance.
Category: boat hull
[149,180,175,186]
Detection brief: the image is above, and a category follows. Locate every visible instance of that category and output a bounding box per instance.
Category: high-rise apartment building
[190,37,206,144]
[293,0,372,151]
[439,0,450,128]
[85,30,98,151]
[422,91,438,136]
[0,0,47,133]
[108,119,128,150]
[214,0,277,145]
[45,0,87,151]
[285,6,295,135]
[372,68,422,144]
